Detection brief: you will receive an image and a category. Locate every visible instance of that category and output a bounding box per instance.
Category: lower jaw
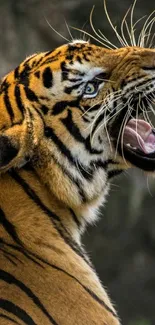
[117,145,155,172]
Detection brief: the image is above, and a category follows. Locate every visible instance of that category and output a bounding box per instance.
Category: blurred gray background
[0,1,155,324]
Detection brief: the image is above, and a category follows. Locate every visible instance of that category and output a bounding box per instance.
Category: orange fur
[0,41,155,324]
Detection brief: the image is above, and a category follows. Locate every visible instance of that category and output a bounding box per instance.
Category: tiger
[0,29,155,325]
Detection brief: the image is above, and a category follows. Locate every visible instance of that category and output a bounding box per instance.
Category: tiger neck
[0,162,109,252]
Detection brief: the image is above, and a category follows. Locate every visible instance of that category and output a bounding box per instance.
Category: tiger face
[0,41,155,206]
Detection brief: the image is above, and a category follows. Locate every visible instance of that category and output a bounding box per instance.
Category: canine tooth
[126,143,131,147]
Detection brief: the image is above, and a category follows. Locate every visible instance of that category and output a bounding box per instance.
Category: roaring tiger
[0,32,155,324]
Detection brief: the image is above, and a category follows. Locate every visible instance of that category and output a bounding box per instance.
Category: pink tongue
[123,119,155,154]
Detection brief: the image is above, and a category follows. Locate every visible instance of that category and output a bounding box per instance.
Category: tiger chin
[0,38,155,325]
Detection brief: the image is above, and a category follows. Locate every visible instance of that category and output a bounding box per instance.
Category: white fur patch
[70,39,88,45]
[67,61,105,81]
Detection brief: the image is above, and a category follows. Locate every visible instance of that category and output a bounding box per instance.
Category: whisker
[81,20,89,42]
[70,26,113,49]
[64,19,74,41]
[138,11,155,47]
[103,0,126,47]
[44,16,70,42]
[145,16,155,47]
[97,29,118,49]
[130,0,137,46]
[82,90,122,122]
[141,101,154,127]
[90,6,114,50]
[89,95,127,151]
[120,5,131,47]
[135,100,144,151]
[119,105,132,167]
[146,176,154,197]
[148,31,155,48]
[114,98,132,161]
[75,158,93,180]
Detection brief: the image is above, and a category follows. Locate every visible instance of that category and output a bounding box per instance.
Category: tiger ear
[0,135,19,169]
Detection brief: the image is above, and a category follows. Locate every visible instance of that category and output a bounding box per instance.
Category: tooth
[126,143,131,147]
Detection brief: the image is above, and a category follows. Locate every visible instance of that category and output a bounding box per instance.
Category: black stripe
[23,253,117,318]
[45,125,107,180]
[24,87,38,102]
[82,115,91,123]
[52,101,68,115]
[60,61,70,81]
[83,53,90,62]
[96,72,108,81]
[14,66,20,79]
[56,265,117,317]
[30,56,44,68]
[0,299,37,325]
[0,270,58,325]
[3,252,17,266]
[40,57,59,66]
[0,240,116,317]
[0,239,44,268]
[32,60,37,68]
[30,105,45,129]
[61,109,84,142]
[44,126,76,165]
[0,246,23,265]
[76,55,82,63]
[39,95,50,101]
[91,111,105,137]
[61,109,103,154]
[10,171,88,262]
[108,169,123,179]
[40,104,49,114]
[43,50,61,61]
[50,153,87,202]
[35,253,117,317]
[0,79,10,94]
[75,160,95,181]
[66,54,74,61]
[64,82,83,94]
[34,71,40,79]
[77,159,115,181]
[14,85,25,115]
[44,125,98,179]
[47,263,117,318]
[68,44,85,51]
[0,207,23,246]
[42,67,53,88]
[52,99,80,115]
[44,49,55,57]
[18,64,31,87]
[69,208,81,228]
[142,66,155,70]
[0,313,20,324]
[4,91,14,122]
[82,104,101,113]
[0,135,19,167]
[0,247,20,266]
[23,54,37,66]
[124,76,155,93]
[68,78,83,82]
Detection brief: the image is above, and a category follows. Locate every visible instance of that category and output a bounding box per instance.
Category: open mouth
[118,118,155,171]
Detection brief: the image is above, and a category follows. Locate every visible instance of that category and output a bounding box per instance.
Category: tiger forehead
[31,43,155,74]
[3,43,155,90]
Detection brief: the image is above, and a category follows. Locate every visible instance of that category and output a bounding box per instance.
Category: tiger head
[0,40,155,208]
